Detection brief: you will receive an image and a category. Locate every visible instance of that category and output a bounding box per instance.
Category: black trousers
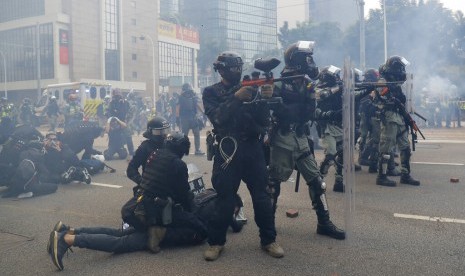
[208,138,276,246]
[74,209,207,253]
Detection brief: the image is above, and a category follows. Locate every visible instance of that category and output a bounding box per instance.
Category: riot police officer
[127,116,170,191]
[376,56,420,187]
[315,65,346,193]
[48,133,207,271]
[268,42,345,240]
[202,51,283,261]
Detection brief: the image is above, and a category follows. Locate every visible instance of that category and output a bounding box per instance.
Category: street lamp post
[140,34,157,109]
[0,50,7,99]
[383,0,388,61]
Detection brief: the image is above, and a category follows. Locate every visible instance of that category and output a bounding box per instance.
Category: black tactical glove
[319,109,343,121]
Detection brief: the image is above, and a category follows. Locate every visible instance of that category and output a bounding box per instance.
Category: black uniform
[126,139,160,187]
[59,121,103,160]
[202,81,276,247]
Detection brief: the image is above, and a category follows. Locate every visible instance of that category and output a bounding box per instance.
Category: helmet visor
[297,41,315,54]
[399,57,410,66]
[151,127,171,136]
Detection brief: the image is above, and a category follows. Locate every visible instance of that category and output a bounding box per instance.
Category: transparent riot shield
[404,73,414,113]
[342,58,355,239]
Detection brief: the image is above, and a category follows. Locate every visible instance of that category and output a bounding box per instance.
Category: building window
[0,23,54,82]
[131,36,137,43]
[132,71,138,79]
[0,0,45,23]
[132,54,137,60]
[131,18,137,26]
[104,0,120,80]
[158,41,193,86]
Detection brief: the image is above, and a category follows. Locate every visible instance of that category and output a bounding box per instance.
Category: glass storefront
[0,23,54,82]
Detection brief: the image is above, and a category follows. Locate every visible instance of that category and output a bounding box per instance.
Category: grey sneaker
[261,242,284,258]
[204,245,224,261]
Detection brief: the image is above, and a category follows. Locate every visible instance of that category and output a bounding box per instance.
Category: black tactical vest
[139,148,178,197]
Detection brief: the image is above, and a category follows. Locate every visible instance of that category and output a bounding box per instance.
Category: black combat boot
[316,206,346,240]
[319,154,335,176]
[400,174,420,186]
[333,178,344,193]
[376,154,396,187]
[399,149,420,186]
[309,178,346,240]
[368,149,378,173]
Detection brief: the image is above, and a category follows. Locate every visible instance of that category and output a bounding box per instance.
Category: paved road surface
[1,126,464,275]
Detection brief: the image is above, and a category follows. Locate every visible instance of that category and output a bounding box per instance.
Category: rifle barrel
[413,111,427,122]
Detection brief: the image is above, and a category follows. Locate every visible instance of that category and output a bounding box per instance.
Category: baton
[295,170,300,193]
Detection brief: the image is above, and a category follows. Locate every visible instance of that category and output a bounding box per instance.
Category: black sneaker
[61,167,76,184]
[317,221,346,240]
[81,168,91,184]
[47,221,70,254]
[49,231,70,271]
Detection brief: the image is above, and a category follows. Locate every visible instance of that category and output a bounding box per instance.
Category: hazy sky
[277,0,465,29]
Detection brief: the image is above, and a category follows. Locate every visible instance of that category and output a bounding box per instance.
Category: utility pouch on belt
[206,130,217,161]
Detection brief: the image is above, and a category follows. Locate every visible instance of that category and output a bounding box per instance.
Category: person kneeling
[48,133,208,271]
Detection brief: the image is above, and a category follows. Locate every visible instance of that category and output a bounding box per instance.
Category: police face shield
[296,40,315,54]
[150,127,171,137]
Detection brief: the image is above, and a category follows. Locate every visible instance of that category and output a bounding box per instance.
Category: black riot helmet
[165,132,190,158]
[282,41,319,79]
[143,116,171,145]
[379,55,409,82]
[363,68,380,83]
[213,51,244,85]
[318,65,341,87]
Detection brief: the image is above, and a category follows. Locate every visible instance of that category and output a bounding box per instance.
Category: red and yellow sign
[158,20,176,39]
[158,20,199,44]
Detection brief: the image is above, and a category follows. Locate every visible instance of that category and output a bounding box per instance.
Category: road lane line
[411,162,464,166]
[90,182,123,189]
[394,213,465,224]
[419,139,465,144]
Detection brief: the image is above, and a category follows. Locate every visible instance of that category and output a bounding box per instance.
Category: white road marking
[394,213,465,224]
[412,162,464,166]
[90,182,123,189]
[419,139,465,144]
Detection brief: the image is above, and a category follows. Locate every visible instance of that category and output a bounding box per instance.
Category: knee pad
[308,176,326,196]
